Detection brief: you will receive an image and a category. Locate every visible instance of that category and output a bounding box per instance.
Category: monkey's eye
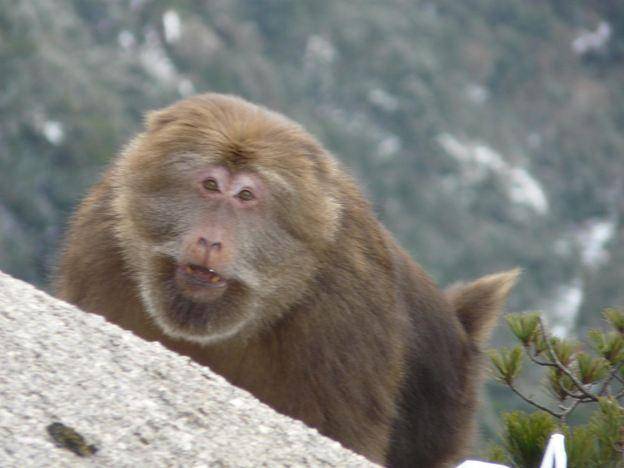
[237,189,254,201]
[202,178,219,192]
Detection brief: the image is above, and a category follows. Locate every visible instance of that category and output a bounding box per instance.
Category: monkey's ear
[447,269,520,346]
[145,109,177,132]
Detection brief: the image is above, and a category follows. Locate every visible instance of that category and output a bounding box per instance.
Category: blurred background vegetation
[1,0,623,455]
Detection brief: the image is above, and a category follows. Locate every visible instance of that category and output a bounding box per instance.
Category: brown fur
[55,93,518,466]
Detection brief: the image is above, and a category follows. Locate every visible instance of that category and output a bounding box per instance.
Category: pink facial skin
[195,166,265,207]
[173,165,266,302]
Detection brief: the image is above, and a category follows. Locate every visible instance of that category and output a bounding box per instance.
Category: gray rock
[0,271,375,467]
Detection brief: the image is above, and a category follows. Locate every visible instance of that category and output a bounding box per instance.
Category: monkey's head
[112,94,345,344]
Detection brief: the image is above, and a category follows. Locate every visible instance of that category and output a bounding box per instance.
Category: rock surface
[0,271,374,467]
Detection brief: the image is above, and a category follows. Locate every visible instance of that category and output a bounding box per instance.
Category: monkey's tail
[446,269,521,346]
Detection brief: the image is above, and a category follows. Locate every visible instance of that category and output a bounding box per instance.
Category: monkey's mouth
[176,263,227,289]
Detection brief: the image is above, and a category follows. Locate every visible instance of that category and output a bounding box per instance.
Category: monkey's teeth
[182,264,224,285]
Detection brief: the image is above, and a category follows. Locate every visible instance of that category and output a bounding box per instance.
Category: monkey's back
[386,249,478,467]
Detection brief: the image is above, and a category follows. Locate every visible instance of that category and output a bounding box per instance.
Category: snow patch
[572,21,611,55]
[576,219,615,268]
[465,84,488,104]
[163,10,182,43]
[368,88,399,112]
[305,35,336,66]
[118,30,136,49]
[507,167,549,215]
[437,133,549,214]
[140,29,177,83]
[178,78,195,97]
[547,278,584,338]
[42,121,64,145]
[377,135,402,160]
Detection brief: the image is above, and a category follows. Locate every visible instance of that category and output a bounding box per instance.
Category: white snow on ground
[547,278,584,338]
[140,29,177,83]
[163,10,182,43]
[572,21,611,55]
[42,120,64,145]
[437,133,549,214]
[178,78,195,97]
[304,35,336,66]
[464,83,488,104]
[506,167,549,215]
[554,218,616,266]
[547,218,615,335]
[319,103,403,164]
[377,135,402,160]
[575,219,615,268]
[32,111,65,146]
[368,88,400,112]
[118,30,136,49]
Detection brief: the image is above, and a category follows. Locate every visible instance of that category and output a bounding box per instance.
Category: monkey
[55,93,518,467]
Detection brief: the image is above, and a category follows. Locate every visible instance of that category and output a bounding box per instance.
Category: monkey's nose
[195,237,225,270]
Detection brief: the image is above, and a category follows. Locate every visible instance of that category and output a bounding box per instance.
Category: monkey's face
[113,94,343,344]
[118,159,322,344]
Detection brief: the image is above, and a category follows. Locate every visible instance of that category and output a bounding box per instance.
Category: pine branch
[539,318,598,402]
[557,383,594,402]
[508,382,564,418]
[600,361,624,396]
[525,349,558,368]
[507,381,584,423]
